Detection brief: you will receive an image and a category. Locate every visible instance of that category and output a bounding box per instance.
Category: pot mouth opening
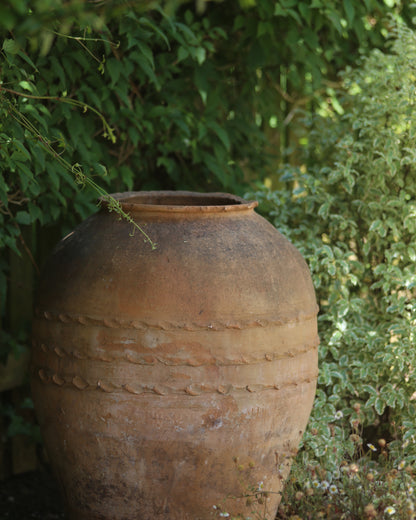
[101,191,258,213]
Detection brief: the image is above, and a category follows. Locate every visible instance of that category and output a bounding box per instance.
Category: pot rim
[100,191,258,214]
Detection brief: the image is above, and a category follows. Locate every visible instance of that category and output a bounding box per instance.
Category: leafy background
[1,0,416,489]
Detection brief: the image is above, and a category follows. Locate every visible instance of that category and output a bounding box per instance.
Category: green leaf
[327,263,336,276]
[16,162,34,190]
[128,126,141,146]
[203,153,226,185]
[139,17,170,49]
[45,162,61,190]
[274,5,286,16]
[18,80,36,93]
[194,47,206,65]
[28,202,43,223]
[374,397,386,416]
[326,11,344,35]
[177,46,189,62]
[343,0,355,25]
[135,56,160,89]
[106,57,123,87]
[194,65,209,105]
[299,3,312,25]
[137,41,154,69]
[17,50,38,71]
[13,140,31,161]
[363,384,378,396]
[257,21,271,37]
[286,9,302,24]
[15,211,32,225]
[120,165,134,190]
[49,56,66,87]
[2,38,20,54]
[408,247,416,262]
[318,202,330,218]
[207,121,231,151]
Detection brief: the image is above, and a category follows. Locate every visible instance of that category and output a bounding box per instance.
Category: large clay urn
[31,191,319,520]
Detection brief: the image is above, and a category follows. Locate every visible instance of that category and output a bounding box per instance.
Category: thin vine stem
[0,86,116,143]
[48,30,120,66]
[49,30,120,47]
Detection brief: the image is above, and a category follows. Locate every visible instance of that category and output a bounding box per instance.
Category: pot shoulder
[35,210,317,322]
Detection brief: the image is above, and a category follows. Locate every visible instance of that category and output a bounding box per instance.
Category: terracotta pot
[31,191,319,520]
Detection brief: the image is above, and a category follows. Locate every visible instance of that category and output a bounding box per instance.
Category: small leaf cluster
[251,19,416,467]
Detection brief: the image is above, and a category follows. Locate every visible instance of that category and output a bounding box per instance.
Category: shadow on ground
[0,469,65,519]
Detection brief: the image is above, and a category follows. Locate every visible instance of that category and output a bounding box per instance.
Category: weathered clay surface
[31,191,319,520]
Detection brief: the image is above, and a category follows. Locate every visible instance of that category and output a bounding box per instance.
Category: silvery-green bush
[252,20,416,469]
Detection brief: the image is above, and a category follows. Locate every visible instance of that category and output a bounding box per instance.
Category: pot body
[31,191,319,520]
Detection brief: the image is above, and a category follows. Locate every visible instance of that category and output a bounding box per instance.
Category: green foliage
[278,442,416,519]
[214,0,416,163]
[251,20,416,469]
[0,0,415,451]
[1,0,413,260]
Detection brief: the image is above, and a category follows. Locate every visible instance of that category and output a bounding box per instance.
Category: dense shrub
[252,20,416,471]
[1,0,415,476]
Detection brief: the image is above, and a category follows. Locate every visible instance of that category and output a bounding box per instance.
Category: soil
[0,469,66,519]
